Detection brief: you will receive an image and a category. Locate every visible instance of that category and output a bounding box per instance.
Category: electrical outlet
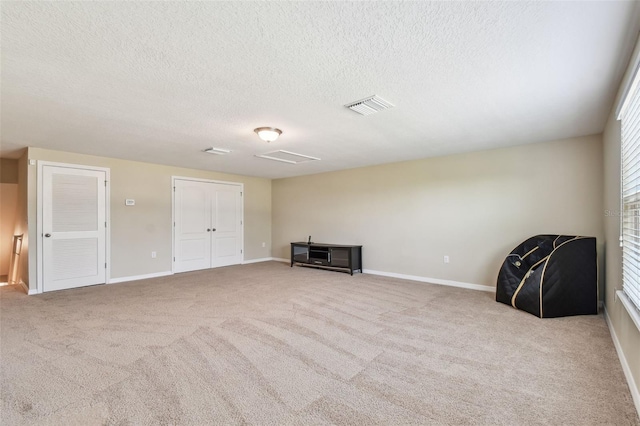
[261,242,266,248]
[443,255,450,264]
[151,251,156,258]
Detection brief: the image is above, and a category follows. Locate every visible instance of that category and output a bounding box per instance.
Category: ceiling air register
[345,95,394,116]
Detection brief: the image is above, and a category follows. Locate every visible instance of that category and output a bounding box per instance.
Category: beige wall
[15,152,29,286]
[0,158,18,184]
[26,148,272,290]
[0,183,18,275]
[0,159,19,276]
[273,135,604,288]
[602,34,640,405]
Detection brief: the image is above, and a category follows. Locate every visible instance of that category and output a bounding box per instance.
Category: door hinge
[240,192,243,197]
[105,221,107,228]
[105,263,107,268]
[173,187,176,192]
[105,181,107,187]
[241,249,243,254]
[173,257,175,261]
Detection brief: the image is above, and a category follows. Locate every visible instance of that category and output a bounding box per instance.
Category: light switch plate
[125,199,135,206]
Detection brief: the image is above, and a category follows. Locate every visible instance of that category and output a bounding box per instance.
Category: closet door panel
[211,184,242,267]
[174,180,211,272]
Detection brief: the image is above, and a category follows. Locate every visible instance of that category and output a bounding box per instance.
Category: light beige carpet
[1,261,638,425]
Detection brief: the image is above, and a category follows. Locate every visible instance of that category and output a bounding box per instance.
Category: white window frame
[618,63,640,331]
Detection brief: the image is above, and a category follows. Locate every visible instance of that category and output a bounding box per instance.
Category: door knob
[44,233,51,238]
[206,229,211,232]
[212,228,216,232]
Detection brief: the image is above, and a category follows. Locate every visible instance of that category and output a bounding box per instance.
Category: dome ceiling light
[254,127,282,143]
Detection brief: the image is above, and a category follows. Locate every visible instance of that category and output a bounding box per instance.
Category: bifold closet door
[174,179,243,273]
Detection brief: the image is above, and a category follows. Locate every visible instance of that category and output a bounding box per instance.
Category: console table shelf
[290,242,362,275]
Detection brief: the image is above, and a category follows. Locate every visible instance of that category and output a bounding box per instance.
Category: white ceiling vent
[256,150,320,164]
[345,95,394,116]
[203,147,231,155]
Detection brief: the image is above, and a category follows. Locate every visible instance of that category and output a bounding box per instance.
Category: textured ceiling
[2,2,639,178]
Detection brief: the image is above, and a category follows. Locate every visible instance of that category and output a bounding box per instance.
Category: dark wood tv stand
[290,242,362,275]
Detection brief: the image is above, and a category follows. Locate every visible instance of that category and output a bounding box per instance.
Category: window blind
[620,68,640,313]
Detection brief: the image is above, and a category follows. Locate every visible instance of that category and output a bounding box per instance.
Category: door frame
[171,176,244,274]
[37,161,111,294]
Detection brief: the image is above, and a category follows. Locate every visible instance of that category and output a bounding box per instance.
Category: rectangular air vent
[255,150,320,164]
[203,147,231,155]
[345,95,394,115]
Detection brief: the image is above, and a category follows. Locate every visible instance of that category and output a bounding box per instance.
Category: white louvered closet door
[43,166,106,292]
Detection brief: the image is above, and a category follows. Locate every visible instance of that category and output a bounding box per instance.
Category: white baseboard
[283,255,493,292]
[242,257,276,264]
[363,269,495,293]
[18,280,34,295]
[21,281,39,295]
[604,306,640,417]
[109,271,173,284]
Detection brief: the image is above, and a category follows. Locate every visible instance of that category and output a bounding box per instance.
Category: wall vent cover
[255,150,320,164]
[345,95,394,115]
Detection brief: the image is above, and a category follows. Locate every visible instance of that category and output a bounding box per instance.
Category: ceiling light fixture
[254,127,282,143]
[203,147,231,155]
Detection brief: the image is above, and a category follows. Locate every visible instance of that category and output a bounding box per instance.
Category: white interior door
[174,179,212,272]
[174,179,243,273]
[211,184,242,267]
[42,166,106,292]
